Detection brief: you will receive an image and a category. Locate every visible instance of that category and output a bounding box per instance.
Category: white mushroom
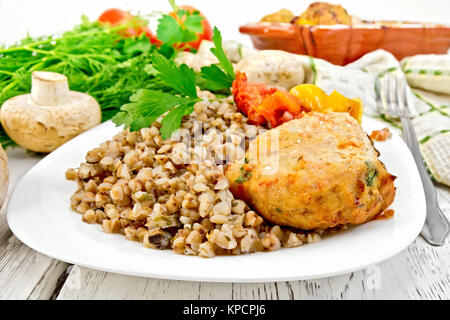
[174,41,217,72]
[0,71,101,153]
[235,50,306,90]
[0,145,8,208]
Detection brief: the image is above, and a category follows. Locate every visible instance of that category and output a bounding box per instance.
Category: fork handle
[400,116,450,246]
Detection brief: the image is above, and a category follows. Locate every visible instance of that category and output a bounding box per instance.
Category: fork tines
[377,73,411,119]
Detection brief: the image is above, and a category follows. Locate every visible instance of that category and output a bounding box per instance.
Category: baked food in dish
[292,2,353,25]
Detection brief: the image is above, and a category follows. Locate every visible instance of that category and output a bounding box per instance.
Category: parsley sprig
[199,27,236,93]
[152,53,198,97]
[113,28,236,139]
[112,53,201,139]
[156,0,204,50]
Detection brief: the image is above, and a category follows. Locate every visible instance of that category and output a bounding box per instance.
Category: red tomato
[98,8,160,43]
[147,31,163,45]
[170,5,213,51]
[98,8,131,25]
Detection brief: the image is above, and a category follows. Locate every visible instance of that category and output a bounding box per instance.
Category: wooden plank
[0,199,13,256]
[56,235,450,300]
[284,238,450,299]
[0,235,68,299]
[0,148,42,249]
[28,260,69,300]
[0,148,39,251]
[0,147,66,300]
[57,267,233,300]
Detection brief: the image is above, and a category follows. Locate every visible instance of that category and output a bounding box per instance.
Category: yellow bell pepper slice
[289,84,363,123]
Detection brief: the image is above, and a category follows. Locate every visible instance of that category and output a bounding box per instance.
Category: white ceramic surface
[6,118,426,282]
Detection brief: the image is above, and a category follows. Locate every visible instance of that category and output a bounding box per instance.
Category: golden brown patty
[226,112,396,230]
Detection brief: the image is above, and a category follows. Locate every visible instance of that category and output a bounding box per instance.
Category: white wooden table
[0,146,449,300]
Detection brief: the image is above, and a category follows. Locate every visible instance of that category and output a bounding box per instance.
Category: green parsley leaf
[184,14,204,33]
[199,27,235,93]
[200,64,234,91]
[160,103,195,139]
[210,27,235,78]
[113,25,236,142]
[112,89,200,134]
[111,111,133,129]
[113,52,201,139]
[156,9,204,48]
[151,53,198,97]
[156,15,181,46]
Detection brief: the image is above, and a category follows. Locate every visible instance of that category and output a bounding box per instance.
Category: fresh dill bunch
[0,15,172,148]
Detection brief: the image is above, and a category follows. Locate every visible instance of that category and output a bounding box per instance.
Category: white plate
[6,117,426,282]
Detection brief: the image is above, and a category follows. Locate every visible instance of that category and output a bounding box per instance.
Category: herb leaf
[200,64,234,91]
[114,26,237,141]
[235,164,252,183]
[160,103,195,139]
[112,89,200,135]
[113,53,201,138]
[199,27,235,93]
[365,161,379,187]
[210,27,235,78]
[156,9,204,48]
[152,53,198,97]
[184,14,204,33]
[156,15,182,46]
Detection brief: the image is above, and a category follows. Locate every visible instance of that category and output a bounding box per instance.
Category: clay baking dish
[239,22,450,65]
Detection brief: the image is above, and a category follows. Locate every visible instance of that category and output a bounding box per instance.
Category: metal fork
[377,73,450,246]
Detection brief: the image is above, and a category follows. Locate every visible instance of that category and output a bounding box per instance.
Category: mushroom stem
[31,71,70,106]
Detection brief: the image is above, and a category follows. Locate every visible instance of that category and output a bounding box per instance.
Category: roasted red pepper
[232,73,363,128]
[231,72,303,127]
[231,72,276,125]
[256,90,302,127]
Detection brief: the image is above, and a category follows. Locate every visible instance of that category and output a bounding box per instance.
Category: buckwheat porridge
[66,90,334,258]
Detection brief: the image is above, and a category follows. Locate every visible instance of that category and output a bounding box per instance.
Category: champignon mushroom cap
[0,71,102,153]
